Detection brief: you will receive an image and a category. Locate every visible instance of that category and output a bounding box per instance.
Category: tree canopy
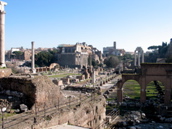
[35,48,58,67]
[13,51,23,56]
[104,56,119,68]
[147,45,160,51]
[145,42,169,63]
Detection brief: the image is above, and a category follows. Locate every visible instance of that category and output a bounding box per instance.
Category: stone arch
[117,75,141,103]
[119,79,141,89]
[117,74,141,89]
[146,80,165,98]
[117,63,172,105]
[49,63,60,71]
[122,79,141,100]
[145,77,167,90]
[144,76,171,105]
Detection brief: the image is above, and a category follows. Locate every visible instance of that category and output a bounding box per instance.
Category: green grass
[146,81,164,98]
[123,80,141,99]
[0,112,16,120]
[0,67,6,69]
[123,80,165,99]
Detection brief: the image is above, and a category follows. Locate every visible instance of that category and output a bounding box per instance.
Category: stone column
[117,88,123,103]
[31,41,36,73]
[0,2,7,67]
[164,89,171,105]
[142,52,144,63]
[140,80,146,103]
[138,53,140,67]
[134,53,136,66]
[140,89,146,103]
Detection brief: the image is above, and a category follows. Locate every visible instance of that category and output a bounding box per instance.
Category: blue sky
[3,0,172,52]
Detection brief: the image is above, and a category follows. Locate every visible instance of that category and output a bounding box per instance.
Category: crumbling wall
[0,76,63,110]
[0,76,106,129]
[32,96,106,129]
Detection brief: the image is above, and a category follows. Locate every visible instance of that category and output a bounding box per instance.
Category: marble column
[31,41,36,73]
[138,53,140,67]
[134,53,136,66]
[142,52,144,63]
[0,1,7,67]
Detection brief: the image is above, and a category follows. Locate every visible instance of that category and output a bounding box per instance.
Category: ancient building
[56,42,102,68]
[103,41,125,56]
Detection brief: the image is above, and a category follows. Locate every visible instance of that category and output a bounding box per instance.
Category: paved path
[100,74,121,92]
[45,124,89,129]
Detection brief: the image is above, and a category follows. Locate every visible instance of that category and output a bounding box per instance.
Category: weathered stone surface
[0,68,12,78]
[0,76,63,111]
[20,104,28,112]
[33,96,106,129]
[0,75,106,129]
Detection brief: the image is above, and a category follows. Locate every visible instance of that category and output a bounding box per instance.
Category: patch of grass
[123,80,141,99]
[107,98,115,101]
[123,80,165,99]
[0,112,16,119]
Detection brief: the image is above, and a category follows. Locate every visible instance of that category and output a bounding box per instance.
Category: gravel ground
[113,116,172,129]
[128,123,172,129]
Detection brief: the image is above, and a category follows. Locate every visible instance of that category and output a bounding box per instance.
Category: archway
[123,80,141,100]
[146,80,165,103]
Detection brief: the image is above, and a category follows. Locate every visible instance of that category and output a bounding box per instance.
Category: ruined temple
[56,42,103,68]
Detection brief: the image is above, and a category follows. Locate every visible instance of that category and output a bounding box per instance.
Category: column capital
[0,1,7,12]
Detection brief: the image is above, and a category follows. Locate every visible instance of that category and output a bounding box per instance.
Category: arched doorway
[123,80,141,100]
[146,80,165,103]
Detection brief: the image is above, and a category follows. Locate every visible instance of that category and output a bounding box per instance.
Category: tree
[35,51,54,67]
[12,51,24,60]
[92,59,99,68]
[104,56,119,68]
[13,51,23,56]
[148,46,160,51]
[146,42,169,63]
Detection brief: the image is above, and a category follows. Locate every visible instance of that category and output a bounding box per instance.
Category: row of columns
[134,47,144,67]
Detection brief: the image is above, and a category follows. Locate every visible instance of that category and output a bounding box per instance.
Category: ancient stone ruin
[0,75,106,129]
